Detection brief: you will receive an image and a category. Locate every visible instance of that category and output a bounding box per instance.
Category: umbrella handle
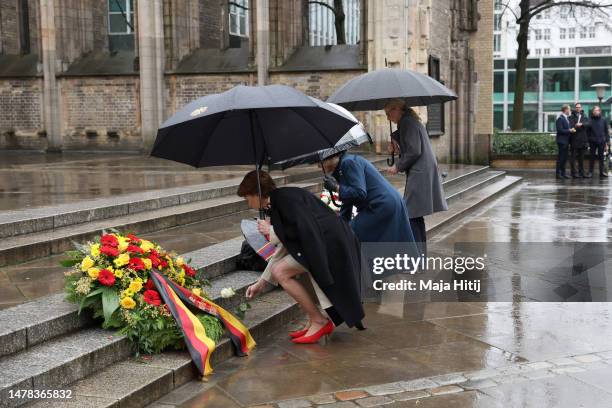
[387,153,395,167]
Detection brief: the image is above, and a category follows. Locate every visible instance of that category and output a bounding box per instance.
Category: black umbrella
[327,68,457,165]
[273,101,372,170]
[151,84,357,218]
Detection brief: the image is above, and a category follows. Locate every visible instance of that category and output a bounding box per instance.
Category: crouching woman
[239,170,365,344]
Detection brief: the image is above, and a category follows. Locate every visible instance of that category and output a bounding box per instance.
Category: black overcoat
[268,187,365,327]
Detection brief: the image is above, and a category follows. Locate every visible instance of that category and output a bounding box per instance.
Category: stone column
[39,0,62,152]
[256,0,269,85]
[469,0,494,164]
[137,0,165,152]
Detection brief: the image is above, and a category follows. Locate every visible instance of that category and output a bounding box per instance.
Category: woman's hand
[257,219,271,236]
[388,165,399,175]
[245,279,266,300]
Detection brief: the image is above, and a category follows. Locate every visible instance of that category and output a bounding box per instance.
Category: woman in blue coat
[322,153,416,244]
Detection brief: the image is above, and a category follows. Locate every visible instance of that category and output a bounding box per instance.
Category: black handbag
[235,240,268,272]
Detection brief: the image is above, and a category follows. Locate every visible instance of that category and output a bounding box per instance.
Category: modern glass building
[494,55,612,131]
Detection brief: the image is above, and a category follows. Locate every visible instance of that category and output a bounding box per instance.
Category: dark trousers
[570,145,586,176]
[589,142,606,175]
[556,143,569,176]
[409,217,427,256]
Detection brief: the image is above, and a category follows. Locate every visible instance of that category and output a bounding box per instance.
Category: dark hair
[237,170,276,198]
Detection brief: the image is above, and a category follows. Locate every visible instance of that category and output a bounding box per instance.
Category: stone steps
[0,166,328,240]
[8,290,299,408]
[0,180,323,267]
[0,264,283,407]
[444,170,506,205]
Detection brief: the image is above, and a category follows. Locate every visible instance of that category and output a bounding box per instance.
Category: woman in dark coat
[321,153,416,245]
[240,170,364,343]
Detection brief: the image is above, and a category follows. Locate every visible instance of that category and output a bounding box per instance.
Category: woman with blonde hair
[239,170,365,344]
[384,98,448,255]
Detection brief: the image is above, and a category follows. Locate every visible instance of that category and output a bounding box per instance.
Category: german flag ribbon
[150,270,255,376]
[257,241,276,262]
[165,276,256,357]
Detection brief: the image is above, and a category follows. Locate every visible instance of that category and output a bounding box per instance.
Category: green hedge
[492,131,557,155]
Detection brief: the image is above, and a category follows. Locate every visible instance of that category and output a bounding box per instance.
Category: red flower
[128,257,145,271]
[144,278,155,290]
[159,259,168,268]
[127,245,144,254]
[98,269,115,286]
[148,254,161,268]
[127,233,141,244]
[100,234,119,247]
[182,264,196,277]
[100,245,120,257]
[143,290,161,306]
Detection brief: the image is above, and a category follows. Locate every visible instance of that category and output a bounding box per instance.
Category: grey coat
[391,113,448,219]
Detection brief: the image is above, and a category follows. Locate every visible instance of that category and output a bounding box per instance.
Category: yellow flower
[120,297,136,309]
[142,258,152,270]
[81,256,95,271]
[179,276,185,286]
[192,288,202,296]
[122,289,134,298]
[117,237,129,253]
[175,257,184,267]
[87,267,100,279]
[90,243,100,257]
[128,279,143,293]
[114,253,130,268]
[113,268,124,278]
[140,240,155,252]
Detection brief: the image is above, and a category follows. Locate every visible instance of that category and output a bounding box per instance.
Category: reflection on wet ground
[157,171,612,407]
[0,152,246,211]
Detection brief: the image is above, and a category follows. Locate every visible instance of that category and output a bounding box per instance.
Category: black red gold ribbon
[150,270,255,376]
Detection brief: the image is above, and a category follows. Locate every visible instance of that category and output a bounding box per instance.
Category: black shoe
[556,174,562,179]
[600,173,609,178]
[578,174,585,178]
[571,174,579,179]
[585,173,593,178]
[562,175,571,179]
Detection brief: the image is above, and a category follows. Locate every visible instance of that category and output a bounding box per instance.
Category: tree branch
[309,1,337,16]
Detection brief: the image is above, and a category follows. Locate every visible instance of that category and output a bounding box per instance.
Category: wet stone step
[0,328,132,408]
[445,171,506,204]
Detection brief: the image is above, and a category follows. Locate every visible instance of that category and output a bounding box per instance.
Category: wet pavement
[147,171,612,408]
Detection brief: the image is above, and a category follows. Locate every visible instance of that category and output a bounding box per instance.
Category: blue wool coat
[333,154,416,244]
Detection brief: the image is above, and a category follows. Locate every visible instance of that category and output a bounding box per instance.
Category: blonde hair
[384,99,421,122]
[384,99,406,112]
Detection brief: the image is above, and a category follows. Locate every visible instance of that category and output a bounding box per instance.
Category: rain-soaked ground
[150,171,612,408]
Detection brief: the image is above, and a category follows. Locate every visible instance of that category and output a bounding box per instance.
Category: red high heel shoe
[292,320,334,344]
[288,327,309,338]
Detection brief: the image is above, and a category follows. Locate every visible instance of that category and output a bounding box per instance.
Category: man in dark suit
[556,105,575,179]
[586,106,611,178]
[569,103,588,178]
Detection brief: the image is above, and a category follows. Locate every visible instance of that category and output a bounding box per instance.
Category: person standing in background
[569,103,588,178]
[586,106,610,178]
[556,105,575,179]
[384,99,448,256]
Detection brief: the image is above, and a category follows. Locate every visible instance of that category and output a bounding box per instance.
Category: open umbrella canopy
[327,68,457,111]
[151,84,357,168]
[273,101,372,170]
